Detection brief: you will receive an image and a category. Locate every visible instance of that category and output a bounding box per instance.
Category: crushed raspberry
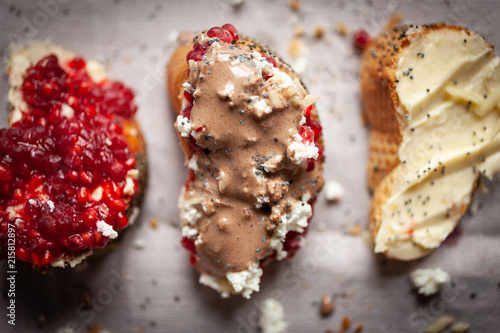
[353,29,371,50]
[0,54,138,268]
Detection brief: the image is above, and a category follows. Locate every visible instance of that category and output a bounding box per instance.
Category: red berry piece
[221,23,238,40]
[299,126,314,143]
[353,29,371,50]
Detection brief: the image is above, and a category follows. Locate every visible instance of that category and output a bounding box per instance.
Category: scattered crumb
[81,288,92,308]
[133,238,146,249]
[149,217,159,229]
[293,24,305,37]
[324,180,344,202]
[288,38,304,58]
[320,293,335,317]
[87,324,101,333]
[354,323,364,332]
[230,0,244,6]
[338,315,351,333]
[361,230,375,250]
[313,25,326,40]
[259,298,288,333]
[410,268,450,296]
[337,22,349,36]
[349,224,363,236]
[166,30,179,44]
[302,281,311,289]
[56,324,78,333]
[289,0,300,11]
[341,290,355,299]
[451,321,470,333]
[426,315,455,333]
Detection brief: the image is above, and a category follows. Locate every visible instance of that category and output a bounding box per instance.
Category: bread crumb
[289,0,300,11]
[354,323,364,332]
[350,224,363,236]
[451,321,470,333]
[294,24,305,37]
[87,324,101,333]
[342,290,355,298]
[337,22,349,36]
[288,38,304,58]
[386,13,403,31]
[313,25,326,40]
[320,294,335,317]
[361,229,375,250]
[338,315,351,333]
[149,217,159,229]
[426,315,455,333]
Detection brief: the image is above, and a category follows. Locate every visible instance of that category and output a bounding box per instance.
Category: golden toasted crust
[361,24,479,247]
[166,35,324,162]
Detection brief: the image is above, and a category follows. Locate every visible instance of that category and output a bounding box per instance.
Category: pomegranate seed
[316,144,324,160]
[186,50,203,62]
[307,119,322,141]
[68,57,86,71]
[353,29,371,50]
[306,159,315,172]
[184,90,194,104]
[303,105,313,120]
[299,126,314,143]
[266,57,278,68]
[207,27,226,41]
[182,106,192,120]
[221,23,238,40]
[190,253,199,266]
[181,237,196,252]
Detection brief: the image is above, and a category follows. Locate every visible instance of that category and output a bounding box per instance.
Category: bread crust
[361,24,486,255]
[5,43,147,268]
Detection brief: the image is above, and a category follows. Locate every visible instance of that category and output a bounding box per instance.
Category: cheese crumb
[410,268,450,296]
[324,180,344,202]
[259,298,288,333]
[176,115,192,137]
[96,220,118,239]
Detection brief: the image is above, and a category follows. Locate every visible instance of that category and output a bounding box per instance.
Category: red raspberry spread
[0,52,140,268]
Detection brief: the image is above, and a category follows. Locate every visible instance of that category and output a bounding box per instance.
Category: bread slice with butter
[361,24,500,260]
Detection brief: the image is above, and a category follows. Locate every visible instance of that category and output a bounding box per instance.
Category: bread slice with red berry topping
[361,24,500,260]
[167,25,324,298]
[0,43,147,269]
